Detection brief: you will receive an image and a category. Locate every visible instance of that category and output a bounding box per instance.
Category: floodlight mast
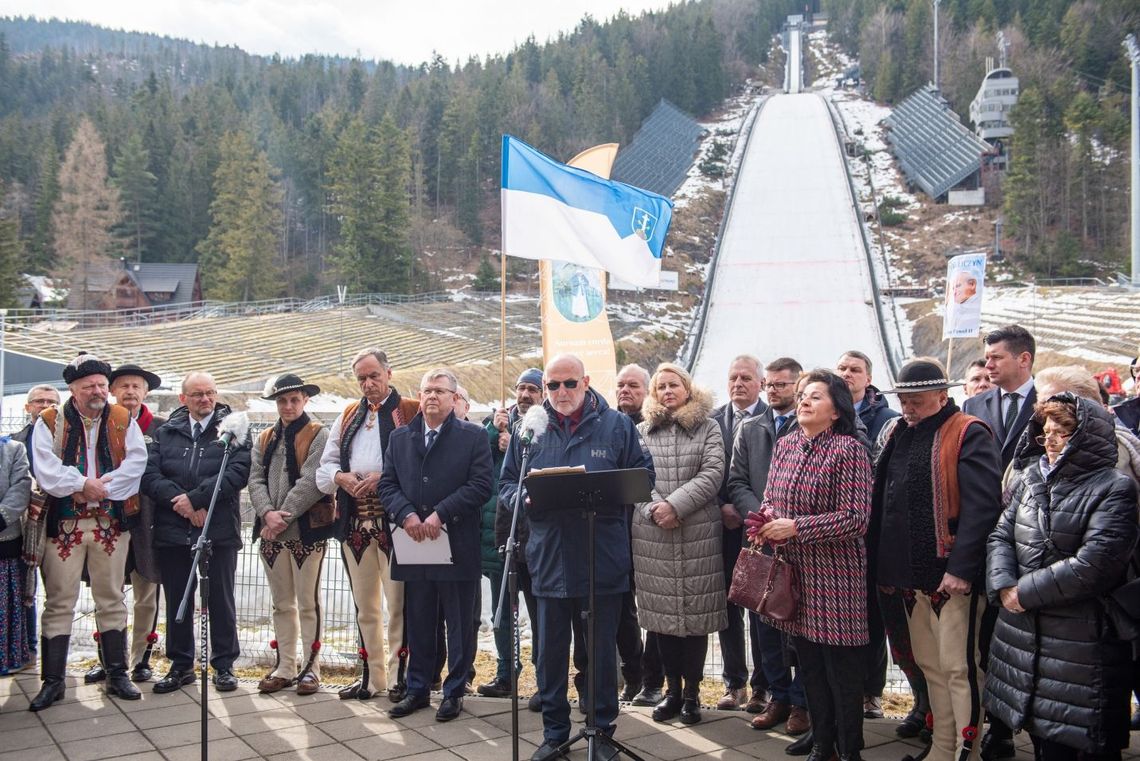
[1125,34,1140,287]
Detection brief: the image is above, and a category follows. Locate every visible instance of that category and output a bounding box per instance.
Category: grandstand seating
[884,84,992,200]
[977,287,1140,365]
[3,299,554,387]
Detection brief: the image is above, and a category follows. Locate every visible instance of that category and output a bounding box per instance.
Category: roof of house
[121,263,200,304]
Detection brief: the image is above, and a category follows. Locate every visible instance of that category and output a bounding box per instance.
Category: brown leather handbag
[727,542,799,622]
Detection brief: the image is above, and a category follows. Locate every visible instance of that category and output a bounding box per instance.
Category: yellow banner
[539,143,620,405]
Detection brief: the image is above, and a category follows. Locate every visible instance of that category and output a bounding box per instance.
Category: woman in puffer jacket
[633,362,726,726]
[985,393,1139,761]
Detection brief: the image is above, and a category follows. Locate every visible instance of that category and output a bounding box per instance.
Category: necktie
[732,408,747,435]
[426,429,438,450]
[192,422,202,441]
[774,415,787,433]
[1003,392,1020,439]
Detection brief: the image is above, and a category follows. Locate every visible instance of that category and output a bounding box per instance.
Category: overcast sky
[0,1,678,65]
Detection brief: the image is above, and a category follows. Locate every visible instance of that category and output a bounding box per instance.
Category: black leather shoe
[530,741,565,761]
[652,694,683,723]
[980,731,1016,761]
[29,680,65,712]
[619,680,642,702]
[680,698,701,725]
[528,692,542,712]
[390,693,430,718]
[804,745,837,761]
[338,680,373,700]
[477,677,512,698]
[106,673,141,700]
[388,682,408,702]
[436,695,463,721]
[631,686,663,707]
[786,731,815,755]
[213,669,239,692]
[130,665,153,683]
[896,707,926,738]
[84,665,106,684]
[154,669,196,694]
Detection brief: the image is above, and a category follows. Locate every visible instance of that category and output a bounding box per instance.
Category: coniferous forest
[0,0,1136,309]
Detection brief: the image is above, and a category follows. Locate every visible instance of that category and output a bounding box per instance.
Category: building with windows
[969,59,1019,166]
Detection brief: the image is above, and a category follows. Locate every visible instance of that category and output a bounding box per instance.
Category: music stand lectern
[525,467,652,761]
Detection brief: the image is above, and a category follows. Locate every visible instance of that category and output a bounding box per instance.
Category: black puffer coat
[984,394,1139,753]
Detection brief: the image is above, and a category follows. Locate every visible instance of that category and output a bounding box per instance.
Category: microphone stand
[494,436,533,761]
[176,434,239,761]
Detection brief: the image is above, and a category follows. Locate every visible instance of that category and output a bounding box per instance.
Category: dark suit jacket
[962,383,1037,470]
[712,400,769,506]
[725,408,796,518]
[380,411,492,582]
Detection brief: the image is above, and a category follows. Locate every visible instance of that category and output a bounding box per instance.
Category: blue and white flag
[501,135,673,287]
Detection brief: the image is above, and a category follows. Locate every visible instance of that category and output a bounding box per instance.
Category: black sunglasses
[545,379,580,391]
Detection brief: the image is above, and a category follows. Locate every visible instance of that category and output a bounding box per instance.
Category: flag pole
[500,247,507,406]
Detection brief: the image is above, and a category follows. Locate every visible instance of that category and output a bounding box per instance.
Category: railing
[825,94,905,379]
[1033,277,1109,288]
[679,94,769,371]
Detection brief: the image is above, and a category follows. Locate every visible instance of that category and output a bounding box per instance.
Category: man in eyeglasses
[726,357,810,737]
[142,372,251,696]
[499,354,654,761]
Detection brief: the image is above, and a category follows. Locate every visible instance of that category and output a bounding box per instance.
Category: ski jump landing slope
[691,93,893,402]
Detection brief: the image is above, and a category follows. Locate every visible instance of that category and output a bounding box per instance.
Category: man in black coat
[710,354,769,713]
[875,360,1001,761]
[962,325,1037,472]
[142,371,251,695]
[960,325,1036,760]
[381,368,492,722]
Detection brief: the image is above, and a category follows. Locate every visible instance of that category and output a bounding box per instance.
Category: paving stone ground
[0,670,1112,761]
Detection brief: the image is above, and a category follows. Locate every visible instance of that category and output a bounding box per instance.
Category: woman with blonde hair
[633,362,726,725]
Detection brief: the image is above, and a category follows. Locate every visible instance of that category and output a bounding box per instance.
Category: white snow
[690,94,893,403]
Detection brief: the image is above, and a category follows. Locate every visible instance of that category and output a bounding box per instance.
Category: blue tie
[426,429,438,450]
[774,415,787,433]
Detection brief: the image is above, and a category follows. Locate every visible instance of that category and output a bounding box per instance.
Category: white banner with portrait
[942,253,987,340]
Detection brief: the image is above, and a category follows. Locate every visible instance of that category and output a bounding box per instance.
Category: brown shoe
[785,705,811,735]
[716,687,748,710]
[745,690,769,714]
[750,700,791,730]
[258,675,292,694]
[296,673,320,695]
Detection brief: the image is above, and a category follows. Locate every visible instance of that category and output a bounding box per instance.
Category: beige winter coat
[633,387,727,637]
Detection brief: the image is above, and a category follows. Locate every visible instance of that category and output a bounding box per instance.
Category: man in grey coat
[726,357,809,736]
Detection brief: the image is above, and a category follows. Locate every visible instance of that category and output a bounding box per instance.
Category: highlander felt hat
[109,363,162,391]
[262,373,321,400]
[882,359,963,394]
[62,353,113,385]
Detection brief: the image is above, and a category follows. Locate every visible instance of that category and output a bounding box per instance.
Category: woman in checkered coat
[748,369,873,761]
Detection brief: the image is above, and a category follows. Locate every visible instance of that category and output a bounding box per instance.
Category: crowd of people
[0,326,1138,761]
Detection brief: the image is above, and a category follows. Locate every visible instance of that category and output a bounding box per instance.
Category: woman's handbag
[21,490,48,602]
[727,542,800,622]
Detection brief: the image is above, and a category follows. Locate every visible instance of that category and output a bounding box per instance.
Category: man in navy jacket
[381,368,492,723]
[499,354,654,761]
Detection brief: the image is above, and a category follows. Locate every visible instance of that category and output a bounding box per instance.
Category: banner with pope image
[942,253,986,339]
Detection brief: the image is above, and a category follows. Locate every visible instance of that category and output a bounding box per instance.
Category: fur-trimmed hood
[642,385,715,433]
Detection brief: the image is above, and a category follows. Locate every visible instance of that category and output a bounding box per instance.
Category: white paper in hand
[391,526,453,565]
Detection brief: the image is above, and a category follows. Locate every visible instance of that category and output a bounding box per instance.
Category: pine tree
[0,189,22,309]
[326,114,413,293]
[51,116,123,310]
[112,132,158,262]
[195,130,284,301]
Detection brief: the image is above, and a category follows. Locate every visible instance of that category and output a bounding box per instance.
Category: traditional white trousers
[41,517,130,638]
[129,571,160,667]
[906,592,987,761]
[342,522,404,694]
[262,540,327,680]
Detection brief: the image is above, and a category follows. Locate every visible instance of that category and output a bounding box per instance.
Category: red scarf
[135,404,154,434]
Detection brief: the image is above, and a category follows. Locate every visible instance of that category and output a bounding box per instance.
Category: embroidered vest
[256,420,336,540]
[40,404,139,522]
